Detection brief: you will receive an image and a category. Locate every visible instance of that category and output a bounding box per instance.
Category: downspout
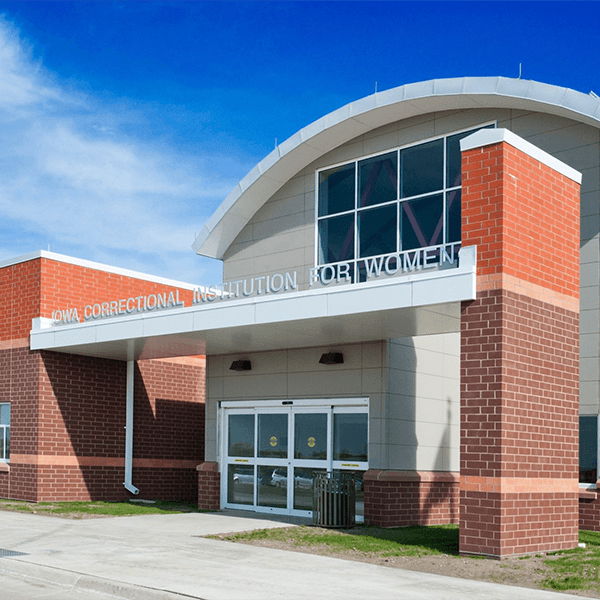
[124,360,139,495]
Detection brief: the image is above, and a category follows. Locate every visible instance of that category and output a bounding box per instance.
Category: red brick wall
[197,462,220,510]
[460,290,579,556]
[0,255,205,503]
[0,260,41,342]
[33,465,200,502]
[0,469,8,498]
[39,352,127,458]
[0,346,41,500]
[364,471,459,527]
[580,492,600,532]
[1,255,196,341]
[7,464,38,502]
[39,258,194,332]
[134,358,205,461]
[28,352,205,502]
[461,290,579,481]
[460,136,580,557]
[462,142,579,297]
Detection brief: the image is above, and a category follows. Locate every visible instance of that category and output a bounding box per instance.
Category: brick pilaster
[459,129,580,557]
[197,461,220,510]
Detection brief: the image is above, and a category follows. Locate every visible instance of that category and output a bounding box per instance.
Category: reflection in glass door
[257,412,288,509]
[221,399,368,519]
[292,411,328,511]
[227,414,254,506]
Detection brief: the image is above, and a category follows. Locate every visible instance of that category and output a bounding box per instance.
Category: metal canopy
[30,248,476,361]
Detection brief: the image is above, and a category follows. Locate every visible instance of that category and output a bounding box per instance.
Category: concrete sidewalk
[0,510,585,600]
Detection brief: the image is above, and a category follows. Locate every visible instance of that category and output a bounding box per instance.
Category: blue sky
[0,1,598,285]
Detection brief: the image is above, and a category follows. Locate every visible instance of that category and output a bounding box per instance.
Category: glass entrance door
[291,411,328,512]
[256,412,289,510]
[221,399,368,518]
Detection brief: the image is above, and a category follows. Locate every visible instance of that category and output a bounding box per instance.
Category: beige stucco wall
[205,341,385,464]
[206,331,460,473]
[383,333,460,472]
[221,107,600,418]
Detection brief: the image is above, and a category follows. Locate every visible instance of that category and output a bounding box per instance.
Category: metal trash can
[313,472,355,528]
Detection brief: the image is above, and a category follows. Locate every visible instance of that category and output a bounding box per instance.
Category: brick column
[459,129,581,558]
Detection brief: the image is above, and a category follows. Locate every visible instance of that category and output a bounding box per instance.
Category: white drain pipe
[124,360,139,495]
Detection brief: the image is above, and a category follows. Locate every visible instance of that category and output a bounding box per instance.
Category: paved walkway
[0,510,585,600]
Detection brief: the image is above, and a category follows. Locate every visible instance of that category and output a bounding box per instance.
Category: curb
[0,558,207,600]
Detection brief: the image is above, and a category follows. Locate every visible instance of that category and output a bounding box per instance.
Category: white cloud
[0,19,63,110]
[0,16,241,284]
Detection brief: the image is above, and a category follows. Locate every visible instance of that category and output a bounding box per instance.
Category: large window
[0,403,10,461]
[316,124,494,282]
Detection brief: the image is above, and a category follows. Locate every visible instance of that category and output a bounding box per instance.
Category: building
[2,76,600,558]
[0,253,205,501]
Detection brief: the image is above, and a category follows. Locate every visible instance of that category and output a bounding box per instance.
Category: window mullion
[396,150,401,253]
[443,137,447,246]
[354,162,358,282]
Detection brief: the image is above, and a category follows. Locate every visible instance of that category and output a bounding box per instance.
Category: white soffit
[30,248,476,361]
[193,76,600,260]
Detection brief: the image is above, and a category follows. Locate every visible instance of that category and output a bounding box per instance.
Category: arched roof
[193,76,600,260]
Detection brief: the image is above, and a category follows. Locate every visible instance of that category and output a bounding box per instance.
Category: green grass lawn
[220,524,600,593]
[0,499,201,517]
[542,530,600,591]
[221,523,459,557]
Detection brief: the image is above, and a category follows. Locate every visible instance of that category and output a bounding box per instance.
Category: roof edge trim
[193,77,600,260]
[461,128,582,184]
[0,250,199,290]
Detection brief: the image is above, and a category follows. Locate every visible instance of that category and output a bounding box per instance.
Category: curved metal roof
[193,76,600,260]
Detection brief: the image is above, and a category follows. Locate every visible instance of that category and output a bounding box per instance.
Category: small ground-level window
[0,403,10,461]
[580,415,597,483]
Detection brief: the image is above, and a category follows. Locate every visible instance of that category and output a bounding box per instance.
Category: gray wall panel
[221,108,600,423]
